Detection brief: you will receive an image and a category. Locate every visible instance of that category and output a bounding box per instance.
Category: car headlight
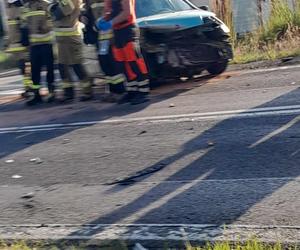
[220,23,230,33]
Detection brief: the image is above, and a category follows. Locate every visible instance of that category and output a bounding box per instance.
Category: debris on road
[5,159,15,164]
[21,192,35,199]
[23,203,34,209]
[11,175,22,179]
[281,57,294,63]
[95,153,112,159]
[138,130,147,135]
[107,162,168,185]
[169,103,175,108]
[29,158,43,164]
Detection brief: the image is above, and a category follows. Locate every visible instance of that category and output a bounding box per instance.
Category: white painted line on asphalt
[0,224,299,242]
[0,69,19,77]
[1,223,300,229]
[115,177,300,185]
[2,104,300,134]
[242,64,300,75]
[250,115,300,148]
[0,89,23,96]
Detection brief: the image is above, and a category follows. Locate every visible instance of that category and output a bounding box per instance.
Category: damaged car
[135,0,233,82]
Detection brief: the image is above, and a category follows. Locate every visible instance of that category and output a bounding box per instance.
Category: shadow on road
[1,71,300,241]
[0,73,220,159]
[66,86,300,238]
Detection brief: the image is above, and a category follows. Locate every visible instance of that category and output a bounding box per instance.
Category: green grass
[0,240,298,250]
[187,240,297,250]
[230,0,300,64]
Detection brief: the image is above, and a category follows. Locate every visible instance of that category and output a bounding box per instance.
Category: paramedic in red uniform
[98,0,150,105]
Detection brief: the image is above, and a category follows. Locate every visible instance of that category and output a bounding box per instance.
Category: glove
[48,2,58,13]
[96,18,112,32]
[20,27,30,46]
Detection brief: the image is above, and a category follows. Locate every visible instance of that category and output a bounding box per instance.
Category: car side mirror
[199,5,209,11]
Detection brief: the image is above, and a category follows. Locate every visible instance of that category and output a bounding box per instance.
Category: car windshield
[136,0,194,18]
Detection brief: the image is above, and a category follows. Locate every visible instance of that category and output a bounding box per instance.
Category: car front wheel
[206,61,228,75]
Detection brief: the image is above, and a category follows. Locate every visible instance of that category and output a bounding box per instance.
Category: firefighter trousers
[58,63,92,96]
[112,25,149,95]
[98,45,125,94]
[30,44,55,92]
[18,58,32,91]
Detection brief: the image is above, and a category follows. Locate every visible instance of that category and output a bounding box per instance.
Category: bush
[233,0,300,64]
[259,0,299,42]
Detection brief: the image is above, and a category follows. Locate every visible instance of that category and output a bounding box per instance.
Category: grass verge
[232,0,300,64]
[0,240,298,250]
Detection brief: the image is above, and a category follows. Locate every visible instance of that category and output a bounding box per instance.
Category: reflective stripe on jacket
[23,0,53,46]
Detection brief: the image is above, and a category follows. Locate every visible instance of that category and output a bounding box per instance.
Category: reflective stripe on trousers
[23,77,33,88]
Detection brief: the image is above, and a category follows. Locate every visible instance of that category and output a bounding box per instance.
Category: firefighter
[80,0,125,102]
[98,0,150,105]
[4,0,33,99]
[48,0,92,102]
[22,0,55,105]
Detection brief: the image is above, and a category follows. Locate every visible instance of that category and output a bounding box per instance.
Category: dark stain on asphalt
[107,162,168,185]
[138,130,147,135]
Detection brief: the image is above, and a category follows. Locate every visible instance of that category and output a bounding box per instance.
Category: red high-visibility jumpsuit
[105,0,150,95]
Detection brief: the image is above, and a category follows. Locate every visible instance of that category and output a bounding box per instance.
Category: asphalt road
[0,65,300,245]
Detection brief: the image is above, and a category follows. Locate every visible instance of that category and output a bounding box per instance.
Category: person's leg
[112,41,137,103]
[19,58,32,98]
[30,45,42,89]
[27,45,42,105]
[72,63,93,101]
[123,28,150,103]
[58,63,74,102]
[112,25,149,105]
[43,44,55,102]
[57,42,74,102]
[128,42,150,94]
[99,47,126,100]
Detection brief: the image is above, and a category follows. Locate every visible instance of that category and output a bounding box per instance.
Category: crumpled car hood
[137,10,215,32]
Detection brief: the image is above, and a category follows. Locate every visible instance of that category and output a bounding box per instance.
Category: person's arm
[111,0,131,25]
[48,0,75,21]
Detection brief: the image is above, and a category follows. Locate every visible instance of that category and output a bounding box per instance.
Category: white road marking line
[1,105,300,134]
[0,89,23,96]
[112,177,300,185]
[0,69,19,77]
[241,64,300,75]
[118,170,213,223]
[291,148,300,157]
[249,115,300,148]
[0,224,300,229]
[0,224,299,242]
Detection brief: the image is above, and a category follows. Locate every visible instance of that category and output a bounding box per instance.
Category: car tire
[206,61,228,75]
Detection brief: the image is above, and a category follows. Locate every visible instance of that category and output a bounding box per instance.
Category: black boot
[26,90,43,106]
[80,83,93,102]
[80,94,93,102]
[21,89,32,99]
[117,92,135,104]
[130,92,149,105]
[60,87,74,103]
[47,91,56,103]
